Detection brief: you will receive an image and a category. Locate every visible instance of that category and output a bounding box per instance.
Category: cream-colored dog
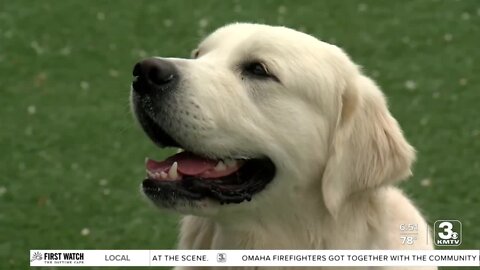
[131,23,435,270]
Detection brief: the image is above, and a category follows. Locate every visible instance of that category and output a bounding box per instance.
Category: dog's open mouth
[143,151,275,204]
[135,113,276,205]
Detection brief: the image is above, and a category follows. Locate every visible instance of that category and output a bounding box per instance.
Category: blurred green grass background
[0,0,479,269]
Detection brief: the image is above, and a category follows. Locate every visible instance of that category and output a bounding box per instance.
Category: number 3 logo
[438,221,454,239]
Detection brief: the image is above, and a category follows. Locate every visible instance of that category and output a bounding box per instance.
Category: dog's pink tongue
[147,151,217,176]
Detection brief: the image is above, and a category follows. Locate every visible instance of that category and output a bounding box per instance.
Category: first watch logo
[434,220,462,246]
[30,251,85,265]
[30,252,43,262]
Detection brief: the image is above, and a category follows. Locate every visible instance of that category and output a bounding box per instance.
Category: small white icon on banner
[217,253,226,263]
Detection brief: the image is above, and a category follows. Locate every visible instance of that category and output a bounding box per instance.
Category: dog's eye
[192,49,200,59]
[244,62,270,77]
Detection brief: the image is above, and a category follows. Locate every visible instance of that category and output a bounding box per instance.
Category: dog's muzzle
[130,57,276,206]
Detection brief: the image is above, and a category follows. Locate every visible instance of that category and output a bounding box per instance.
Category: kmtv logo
[434,220,462,246]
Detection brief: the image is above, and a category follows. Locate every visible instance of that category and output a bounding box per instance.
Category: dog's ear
[322,74,415,217]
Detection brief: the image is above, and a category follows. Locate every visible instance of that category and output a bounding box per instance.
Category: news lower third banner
[30,250,479,267]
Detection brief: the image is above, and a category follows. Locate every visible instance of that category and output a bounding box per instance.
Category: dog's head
[131,23,415,217]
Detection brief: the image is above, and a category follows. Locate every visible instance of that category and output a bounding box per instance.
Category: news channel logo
[434,220,462,246]
[217,253,227,263]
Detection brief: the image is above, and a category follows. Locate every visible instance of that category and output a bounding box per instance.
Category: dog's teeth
[176,148,184,153]
[147,170,155,178]
[160,171,168,179]
[168,162,178,179]
[214,161,227,171]
[225,159,237,168]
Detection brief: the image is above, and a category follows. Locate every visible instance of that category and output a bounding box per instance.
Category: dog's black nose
[132,58,177,92]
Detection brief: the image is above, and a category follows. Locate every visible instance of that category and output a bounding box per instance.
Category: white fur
[152,23,435,270]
